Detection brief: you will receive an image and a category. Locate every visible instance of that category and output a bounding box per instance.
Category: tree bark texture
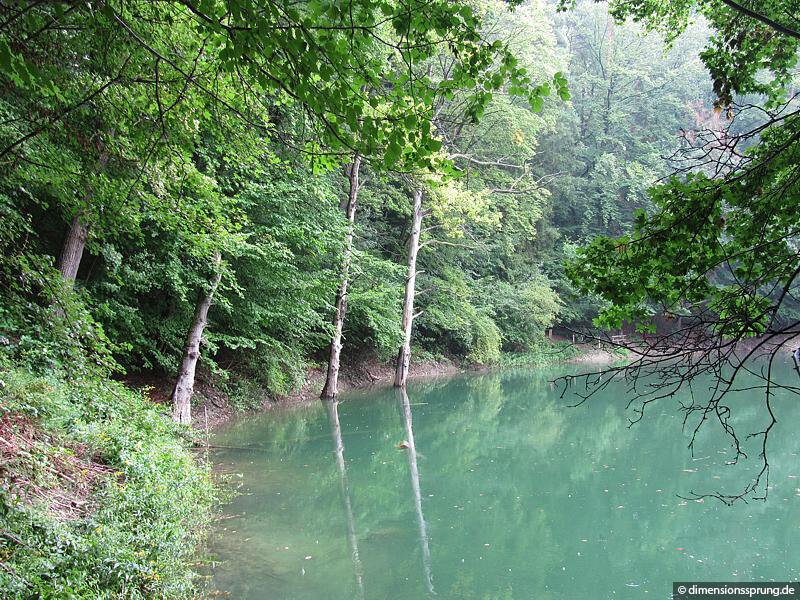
[172,251,222,425]
[57,150,109,286]
[57,214,89,282]
[394,188,423,388]
[321,155,361,399]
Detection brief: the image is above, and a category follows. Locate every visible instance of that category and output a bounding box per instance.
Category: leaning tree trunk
[321,155,361,399]
[57,214,89,282]
[172,252,222,425]
[394,188,424,388]
[57,151,109,286]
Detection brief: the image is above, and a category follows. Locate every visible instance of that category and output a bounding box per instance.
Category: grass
[497,340,584,368]
[0,369,215,599]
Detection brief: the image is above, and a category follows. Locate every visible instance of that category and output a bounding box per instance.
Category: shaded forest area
[1,0,711,411]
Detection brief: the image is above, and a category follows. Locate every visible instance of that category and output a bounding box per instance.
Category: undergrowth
[0,369,215,599]
[498,340,583,368]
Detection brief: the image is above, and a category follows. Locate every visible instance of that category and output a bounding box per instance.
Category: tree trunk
[172,252,222,425]
[394,188,424,388]
[57,150,109,286]
[57,214,89,282]
[321,155,361,399]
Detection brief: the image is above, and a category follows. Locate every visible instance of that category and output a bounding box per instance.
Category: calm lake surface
[204,362,800,599]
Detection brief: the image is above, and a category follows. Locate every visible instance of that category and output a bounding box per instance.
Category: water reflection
[398,387,436,595]
[324,399,365,599]
[208,364,800,599]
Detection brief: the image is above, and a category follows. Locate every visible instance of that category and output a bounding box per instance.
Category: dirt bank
[125,343,624,432]
[566,346,627,365]
[124,353,461,431]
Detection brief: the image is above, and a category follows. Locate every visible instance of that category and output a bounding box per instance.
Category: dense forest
[0,0,713,405]
[1,0,799,596]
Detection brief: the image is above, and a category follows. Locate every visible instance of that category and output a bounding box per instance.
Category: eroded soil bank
[125,342,622,431]
[124,353,462,431]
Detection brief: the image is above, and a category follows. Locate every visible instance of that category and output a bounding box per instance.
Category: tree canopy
[564,0,800,503]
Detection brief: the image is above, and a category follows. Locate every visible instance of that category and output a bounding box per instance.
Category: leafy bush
[498,340,582,368]
[487,278,561,352]
[466,310,502,364]
[0,196,120,379]
[0,370,214,599]
[345,252,405,359]
[415,269,560,364]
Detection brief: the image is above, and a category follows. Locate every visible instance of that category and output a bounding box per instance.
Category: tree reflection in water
[398,387,436,596]
[324,399,366,599]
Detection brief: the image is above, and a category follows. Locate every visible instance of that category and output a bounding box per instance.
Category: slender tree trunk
[172,251,222,425]
[57,151,109,286]
[58,214,89,282]
[321,155,361,399]
[395,188,424,388]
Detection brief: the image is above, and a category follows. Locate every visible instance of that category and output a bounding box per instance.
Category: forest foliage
[0,0,743,595]
[0,0,712,394]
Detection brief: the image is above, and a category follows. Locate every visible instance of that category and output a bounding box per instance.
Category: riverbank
[125,352,463,431]
[0,368,214,598]
[128,340,622,433]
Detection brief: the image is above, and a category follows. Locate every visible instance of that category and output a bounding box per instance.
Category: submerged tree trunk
[394,188,424,388]
[172,252,222,425]
[321,155,361,399]
[58,214,89,282]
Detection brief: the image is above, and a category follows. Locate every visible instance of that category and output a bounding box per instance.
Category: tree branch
[720,0,800,40]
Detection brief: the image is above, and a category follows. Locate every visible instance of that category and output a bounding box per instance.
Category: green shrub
[487,279,561,352]
[0,370,214,599]
[498,340,582,368]
[467,311,502,364]
[0,197,120,379]
[344,251,404,359]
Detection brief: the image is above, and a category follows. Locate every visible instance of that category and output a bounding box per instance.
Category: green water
[204,364,800,599]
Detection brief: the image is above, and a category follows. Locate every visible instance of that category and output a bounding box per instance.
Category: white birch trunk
[172,252,222,425]
[394,188,423,388]
[321,155,361,399]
